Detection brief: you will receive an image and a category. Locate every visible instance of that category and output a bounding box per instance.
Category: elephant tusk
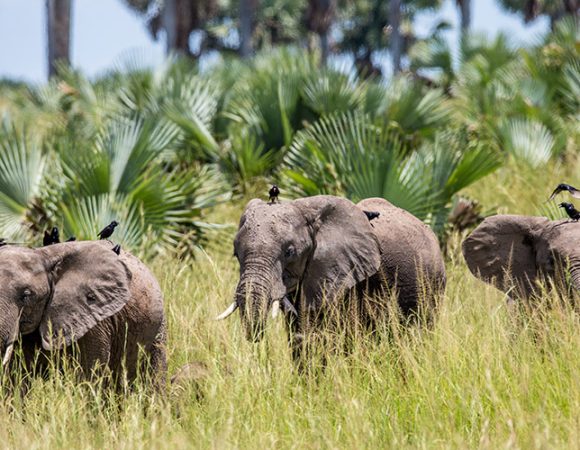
[271,300,281,319]
[2,342,14,367]
[282,296,298,317]
[215,302,238,320]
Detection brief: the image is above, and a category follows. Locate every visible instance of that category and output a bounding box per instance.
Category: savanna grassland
[1,160,580,449]
[0,18,579,449]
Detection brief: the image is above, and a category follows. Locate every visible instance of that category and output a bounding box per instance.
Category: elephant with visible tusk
[462,214,580,298]
[216,195,446,352]
[0,241,167,388]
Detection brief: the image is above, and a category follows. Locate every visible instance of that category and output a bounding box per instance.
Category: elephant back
[356,198,446,309]
[113,244,165,341]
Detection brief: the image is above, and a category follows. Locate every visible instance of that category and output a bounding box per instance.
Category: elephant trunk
[235,266,275,342]
[0,305,21,368]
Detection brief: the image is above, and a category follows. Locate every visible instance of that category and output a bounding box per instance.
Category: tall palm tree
[389,0,402,73]
[239,0,259,58]
[456,0,471,36]
[497,0,578,29]
[162,0,190,56]
[304,0,336,66]
[121,0,218,57]
[46,0,72,78]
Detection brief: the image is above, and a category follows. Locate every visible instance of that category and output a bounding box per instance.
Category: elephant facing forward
[0,241,166,387]
[217,195,446,350]
[463,214,580,298]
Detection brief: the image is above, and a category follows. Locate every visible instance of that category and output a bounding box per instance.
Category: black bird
[51,227,60,244]
[559,202,580,221]
[97,221,119,240]
[363,210,380,221]
[549,183,580,201]
[42,227,60,246]
[0,238,6,247]
[268,184,280,204]
[112,244,121,255]
[65,236,76,242]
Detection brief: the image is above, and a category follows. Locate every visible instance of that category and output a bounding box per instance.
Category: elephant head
[462,215,580,297]
[0,241,131,367]
[217,195,381,341]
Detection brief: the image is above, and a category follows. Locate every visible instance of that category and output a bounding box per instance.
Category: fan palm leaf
[0,128,47,238]
[284,113,501,235]
[379,76,452,137]
[60,193,143,248]
[60,116,180,196]
[500,118,555,168]
[301,70,367,116]
[283,112,438,218]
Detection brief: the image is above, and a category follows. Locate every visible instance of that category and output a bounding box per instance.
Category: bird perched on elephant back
[462,215,580,299]
[216,195,446,356]
[0,240,167,389]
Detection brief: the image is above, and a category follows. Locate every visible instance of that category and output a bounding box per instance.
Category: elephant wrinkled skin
[219,195,446,349]
[0,241,166,387]
[462,214,580,298]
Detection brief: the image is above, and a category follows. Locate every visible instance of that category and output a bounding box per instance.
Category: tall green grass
[1,160,580,449]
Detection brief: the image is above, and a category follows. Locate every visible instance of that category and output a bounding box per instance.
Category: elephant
[462,214,580,298]
[216,195,446,352]
[0,240,166,388]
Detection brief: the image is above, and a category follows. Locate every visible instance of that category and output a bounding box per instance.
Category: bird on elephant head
[98,221,119,240]
[42,227,60,246]
[0,241,167,389]
[216,195,446,357]
[559,202,580,221]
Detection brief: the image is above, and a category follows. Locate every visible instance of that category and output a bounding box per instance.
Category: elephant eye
[284,246,296,259]
[20,288,33,302]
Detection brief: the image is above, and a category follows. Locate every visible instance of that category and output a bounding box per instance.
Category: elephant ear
[295,196,381,305]
[462,215,549,296]
[38,242,132,350]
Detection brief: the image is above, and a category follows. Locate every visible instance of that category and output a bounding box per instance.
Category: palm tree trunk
[320,31,329,66]
[46,0,71,78]
[163,0,192,56]
[458,0,471,36]
[389,0,402,74]
[562,0,578,16]
[304,0,335,67]
[239,0,257,58]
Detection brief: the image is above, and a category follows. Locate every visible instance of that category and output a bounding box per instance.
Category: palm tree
[239,0,259,58]
[46,0,72,78]
[282,112,501,238]
[304,0,336,65]
[456,0,471,36]
[389,0,402,73]
[121,0,218,57]
[497,0,578,29]
[336,0,443,77]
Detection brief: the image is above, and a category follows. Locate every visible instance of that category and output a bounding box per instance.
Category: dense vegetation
[0,18,578,449]
[1,19,578,254]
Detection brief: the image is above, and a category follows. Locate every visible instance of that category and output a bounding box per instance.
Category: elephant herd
[1,194,579,391]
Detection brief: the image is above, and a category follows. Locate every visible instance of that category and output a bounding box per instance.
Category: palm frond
[282,112,438,219]
[301,70,367,116]
[218,133,277,188]
[60,193,143,248]
[500,118,555,168]
[561,59,580,113]
[0,127,47,238]
[380,76,452,136]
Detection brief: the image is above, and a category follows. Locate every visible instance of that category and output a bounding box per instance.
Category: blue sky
[0,0,549,82]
